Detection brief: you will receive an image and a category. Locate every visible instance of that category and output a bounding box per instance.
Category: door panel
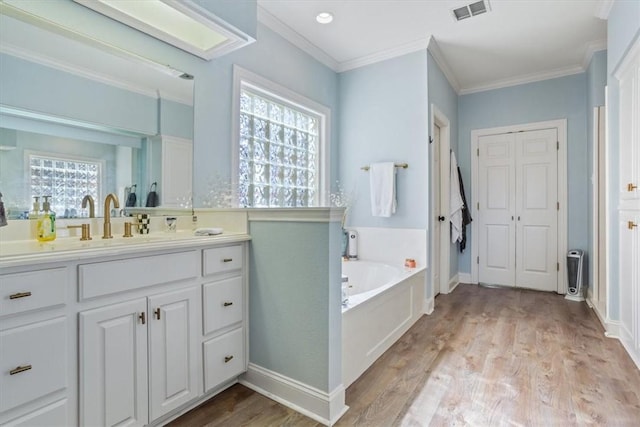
[515,129,558,291]
[80,299,148,427]
[478,133,515,286]
[148,287,200,421]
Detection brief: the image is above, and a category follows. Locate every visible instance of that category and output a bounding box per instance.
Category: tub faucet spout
[102,193,120,239]
[82,195,95,218]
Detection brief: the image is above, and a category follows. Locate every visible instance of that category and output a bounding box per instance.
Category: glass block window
[237,83,324,208]
[29,154,101,217]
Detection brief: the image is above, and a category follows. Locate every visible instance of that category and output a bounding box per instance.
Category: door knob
[438,216,446,222]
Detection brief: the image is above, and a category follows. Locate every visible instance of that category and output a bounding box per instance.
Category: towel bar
[361,163,408,171]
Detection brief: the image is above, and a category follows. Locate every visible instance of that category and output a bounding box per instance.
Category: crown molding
[459,64,585,95]
[258,5,430,74]
[426,36,461,94]
[581,39,607,69]
[337,38,429,73]
[594,0,614,20]
[257,5,339,72]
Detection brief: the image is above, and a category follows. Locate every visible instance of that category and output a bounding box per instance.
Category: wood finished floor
[169,284,640,426]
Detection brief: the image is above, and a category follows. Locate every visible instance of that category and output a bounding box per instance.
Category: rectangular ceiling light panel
[73,0,252,60]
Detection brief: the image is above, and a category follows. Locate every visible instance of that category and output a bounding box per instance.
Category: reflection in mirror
[0,10,194,219]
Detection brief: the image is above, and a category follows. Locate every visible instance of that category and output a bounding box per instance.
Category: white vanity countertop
[0,230,251,269]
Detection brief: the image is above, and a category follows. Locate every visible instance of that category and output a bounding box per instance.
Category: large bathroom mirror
[0,8,194,219]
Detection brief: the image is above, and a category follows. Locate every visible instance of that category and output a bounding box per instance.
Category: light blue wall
[606,0,640,320]
[0,53,193,139]
[427,51,459,281]
[248,220,341,392]
[190,22,339,205]
[338,51,429,229]
[586,50,607,289]
[458,74,588,275]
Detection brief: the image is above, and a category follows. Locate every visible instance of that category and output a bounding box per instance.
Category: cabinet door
[619,211,639,351]
[617,40,640,207]
[80,299,148,427]
[148,287,200,421]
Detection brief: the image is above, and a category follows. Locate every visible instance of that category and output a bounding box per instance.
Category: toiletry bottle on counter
[36,196,56,242]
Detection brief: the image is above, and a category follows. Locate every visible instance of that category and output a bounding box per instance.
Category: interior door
[477,133,516,286]
[477,129,558,290]
[514,129,558,291]
[433,124,441,296]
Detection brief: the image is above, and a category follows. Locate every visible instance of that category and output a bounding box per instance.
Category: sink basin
[0,230,217,258]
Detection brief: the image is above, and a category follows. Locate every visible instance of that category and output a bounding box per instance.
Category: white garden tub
[341,260,425,387]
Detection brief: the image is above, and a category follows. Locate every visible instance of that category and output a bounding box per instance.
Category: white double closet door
[478,128,558,291]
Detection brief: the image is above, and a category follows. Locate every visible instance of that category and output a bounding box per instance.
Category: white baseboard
[604,319,620,338]
[458,272,472,284]
[448,274,459,293]
[424,297,434,315]
[240,364,348,426]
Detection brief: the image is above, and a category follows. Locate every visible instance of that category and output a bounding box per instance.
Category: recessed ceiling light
[316,12,333,24]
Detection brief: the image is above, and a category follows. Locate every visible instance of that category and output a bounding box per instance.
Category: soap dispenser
[37,196,56,242]
[30,196,40,219]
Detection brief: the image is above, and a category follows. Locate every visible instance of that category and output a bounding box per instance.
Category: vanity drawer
[3,399,68,426]
[203,327,245,392]
[203,245,243,276]
[203,276,243,335]
[0,317,67,413]
[79,250,198,300]
[0,268,67,317]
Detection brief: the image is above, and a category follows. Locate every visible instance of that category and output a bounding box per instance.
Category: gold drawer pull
[222,258,233,263]
[629,221,638,230]
[628,183,638,192]
[224,355,234,363]
[10,365,32,375]
[9,292,32,300]
[223,302,233,307]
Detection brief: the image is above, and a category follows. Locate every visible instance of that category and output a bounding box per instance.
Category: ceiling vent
[452,1,490,21]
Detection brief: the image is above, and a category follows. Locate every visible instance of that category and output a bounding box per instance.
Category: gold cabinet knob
[629,221,638,230]
[628,183,638,192]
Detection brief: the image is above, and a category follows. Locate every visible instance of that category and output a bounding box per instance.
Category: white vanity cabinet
[0,267,71,427]
[77,251,201,424]
[80,287,200,426]
[201,245,247,393]
[0,235,249,427]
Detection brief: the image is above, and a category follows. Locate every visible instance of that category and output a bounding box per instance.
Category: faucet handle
[67,224,92,241]
[123,222,134,238]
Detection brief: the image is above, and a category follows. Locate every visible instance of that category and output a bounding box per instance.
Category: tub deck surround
[341,260,426,311]
[341,259,425,388]
[345,227,427,269]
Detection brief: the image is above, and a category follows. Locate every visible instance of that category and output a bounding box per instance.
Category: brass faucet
[102,193,120,239]
[82,195,95,218]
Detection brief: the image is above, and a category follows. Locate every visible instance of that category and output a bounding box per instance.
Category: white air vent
[452,0,490,21]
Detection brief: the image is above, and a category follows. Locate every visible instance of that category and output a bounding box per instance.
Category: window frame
[25,149,105,216]
[231,65,330,208]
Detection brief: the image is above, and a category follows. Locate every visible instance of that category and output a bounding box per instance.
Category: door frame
[430,104,451,299]
[470,119,568,293]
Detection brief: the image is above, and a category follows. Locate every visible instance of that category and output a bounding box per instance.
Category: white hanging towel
[370,162,397,217]
[450,151,464,243]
